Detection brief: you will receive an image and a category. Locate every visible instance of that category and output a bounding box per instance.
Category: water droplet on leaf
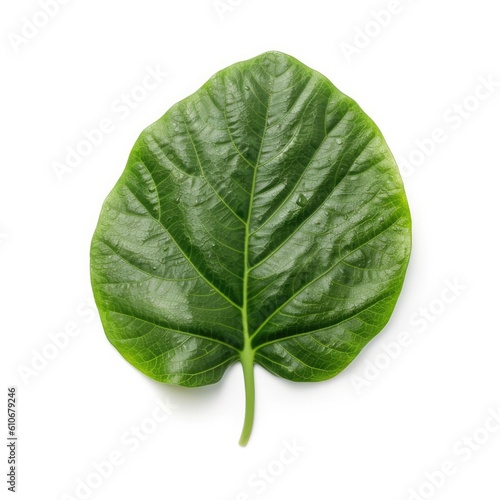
[297,194,308,207]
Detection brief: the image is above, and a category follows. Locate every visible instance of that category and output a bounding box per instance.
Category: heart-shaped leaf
[91,51,411,445]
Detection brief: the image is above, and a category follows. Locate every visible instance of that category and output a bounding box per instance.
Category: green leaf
[90,51,411,446]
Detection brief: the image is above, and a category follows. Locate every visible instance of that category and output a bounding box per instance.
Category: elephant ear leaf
[90,51,411,446]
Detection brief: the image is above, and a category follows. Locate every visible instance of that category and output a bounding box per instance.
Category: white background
[1,1,499,499]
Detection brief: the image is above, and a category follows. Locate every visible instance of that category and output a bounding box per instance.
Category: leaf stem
[239,94,267,446]
[239,345,255,447]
